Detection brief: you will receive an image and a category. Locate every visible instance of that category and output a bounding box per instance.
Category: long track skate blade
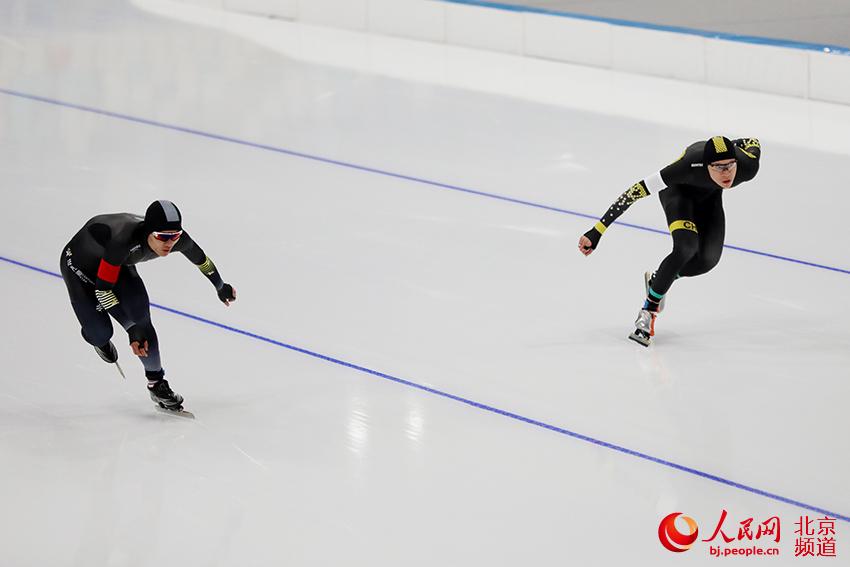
[114,361,126,380]
[628,331,651,347]
[155,406,195,419]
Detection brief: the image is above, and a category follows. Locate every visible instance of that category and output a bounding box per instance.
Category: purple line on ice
[1,253,848,524]
[0,87,848,276]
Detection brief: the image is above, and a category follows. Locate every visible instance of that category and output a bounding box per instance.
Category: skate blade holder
[628,331,651,347]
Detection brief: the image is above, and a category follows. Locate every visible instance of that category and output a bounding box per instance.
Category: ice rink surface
[1,1,849,565]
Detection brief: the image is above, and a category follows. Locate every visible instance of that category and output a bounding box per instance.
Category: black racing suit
[60,213,229,379]
[584,138,761,305]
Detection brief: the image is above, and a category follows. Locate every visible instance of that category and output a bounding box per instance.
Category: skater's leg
[110,268,182,408]
[71,300,113,347]
[629,190,697,346]
[679,191,725,277]
[645,189,699,310]
[650,228,699,298]
[61,249,114,349]
[128,322,162,379]
[110,267,162,376]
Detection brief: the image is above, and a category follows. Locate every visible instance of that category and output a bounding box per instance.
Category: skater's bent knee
[688,254,722,276]
[671,241,699,263]
[81,326,112,347]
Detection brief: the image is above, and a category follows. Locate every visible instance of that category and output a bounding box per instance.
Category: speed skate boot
[644,271,666,313]
[147,378,184,411]
[93,340,118,364]
[628,309,657,347]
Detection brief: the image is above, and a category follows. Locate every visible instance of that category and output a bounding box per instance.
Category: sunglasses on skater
[708,161,737,172]
[152,230,183,242]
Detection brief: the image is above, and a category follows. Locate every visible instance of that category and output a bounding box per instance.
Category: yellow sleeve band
[594,221,608,234]
[197,256,216,276]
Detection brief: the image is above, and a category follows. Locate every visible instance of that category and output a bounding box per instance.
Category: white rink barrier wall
[181,0,850,106]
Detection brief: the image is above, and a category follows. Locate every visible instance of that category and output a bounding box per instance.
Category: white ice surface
[0,1,848,565]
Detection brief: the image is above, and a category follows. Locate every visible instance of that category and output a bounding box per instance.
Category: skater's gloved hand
[218,283,237,306]
[128,325,149,357]
[579,227,602,256]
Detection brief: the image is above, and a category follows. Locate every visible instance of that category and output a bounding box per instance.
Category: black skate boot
[93,341,118,364]
[148,379,184,411]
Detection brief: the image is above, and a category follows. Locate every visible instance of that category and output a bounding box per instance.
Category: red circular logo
[658,512,699,552]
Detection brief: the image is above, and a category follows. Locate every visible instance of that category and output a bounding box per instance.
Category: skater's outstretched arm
[578,174,665,256]
[176,233,237,306]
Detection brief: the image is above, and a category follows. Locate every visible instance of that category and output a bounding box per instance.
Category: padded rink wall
[181,0,850,106]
